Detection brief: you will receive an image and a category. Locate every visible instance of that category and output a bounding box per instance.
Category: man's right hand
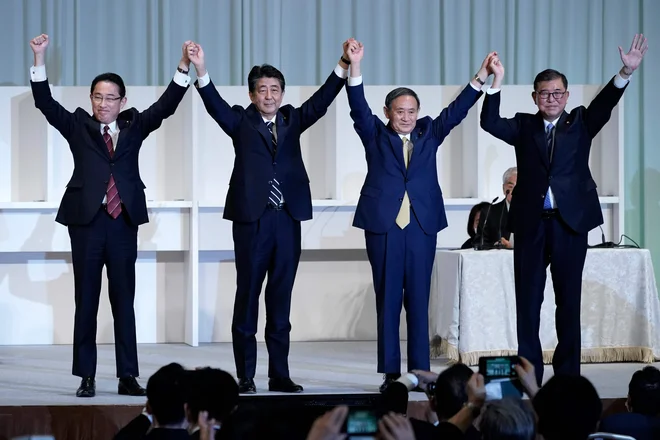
[347,39,363,64]
[30,34,49,54]
[30,34,49,67]
[513,356,539,398]
[188,43,206,78]
[489,56,505,88]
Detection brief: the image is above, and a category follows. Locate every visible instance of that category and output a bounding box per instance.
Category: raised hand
[188,43,204,66]
[347,40,363,64]
[30,34,49,54]
[479,51,497,76]
[619,33,648,74]
[181,40,193,65]
[489,56,504,78]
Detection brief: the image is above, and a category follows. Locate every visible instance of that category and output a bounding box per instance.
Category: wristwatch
[177,66,189,74]
[473,74,485,85]
[341,56,351,65]
[464,401,481,416]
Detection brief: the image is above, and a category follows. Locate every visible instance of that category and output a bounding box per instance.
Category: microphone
[495,190,510,247]
[475,196,499,250]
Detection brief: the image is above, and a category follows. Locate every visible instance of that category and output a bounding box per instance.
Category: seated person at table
[461,202,490,249]
[478,166,517,248]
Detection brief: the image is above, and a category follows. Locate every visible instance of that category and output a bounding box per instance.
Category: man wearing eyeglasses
[480,34,648,387]
[29,34,192,398]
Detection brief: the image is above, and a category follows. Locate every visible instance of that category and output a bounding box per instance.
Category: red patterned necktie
[103,125,122,218]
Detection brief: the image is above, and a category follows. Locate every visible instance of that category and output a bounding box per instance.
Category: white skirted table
[429,248,660,366]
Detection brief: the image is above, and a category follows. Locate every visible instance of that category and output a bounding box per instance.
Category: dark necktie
[266,121,283,205]
[103,125,122,218]
[543,123,554,210]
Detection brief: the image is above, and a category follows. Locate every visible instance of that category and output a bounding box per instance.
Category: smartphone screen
[485,357,517,377]
[344,408,378,438]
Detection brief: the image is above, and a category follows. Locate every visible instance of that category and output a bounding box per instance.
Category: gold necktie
[395,137,411,229]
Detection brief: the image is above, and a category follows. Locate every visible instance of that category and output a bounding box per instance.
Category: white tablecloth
[429,248,660,366]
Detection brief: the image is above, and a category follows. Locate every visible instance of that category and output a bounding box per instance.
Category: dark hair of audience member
[533,374,602,440]
[185,367,240,423]
[479,397,536,440]
[146,362,187,426]
[467,202,490,238]
[628,366,660,416]
[433,363,474,420]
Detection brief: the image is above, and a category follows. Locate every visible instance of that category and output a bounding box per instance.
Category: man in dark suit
[29,34,192,397]
[480,34,648,386]
[187,42,350,394]
[344,39,495,392]
[476,166,516,249]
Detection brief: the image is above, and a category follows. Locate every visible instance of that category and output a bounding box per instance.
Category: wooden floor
[0,342,657,406]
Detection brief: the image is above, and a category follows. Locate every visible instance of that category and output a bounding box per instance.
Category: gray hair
[479,397,536,440]
[502,167,517,184]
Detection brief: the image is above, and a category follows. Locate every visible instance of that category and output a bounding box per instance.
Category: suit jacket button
[273,162,277,166]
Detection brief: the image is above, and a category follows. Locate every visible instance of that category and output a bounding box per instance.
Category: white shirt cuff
[348,75,363,86]
[30,64,47,82]
[613,72,630,88]
[173,70,191,87]
[487,87,501,95]
[469,82,481,92]
[334,64,349,79]
[197,72,211,88]
[396,373,419,391]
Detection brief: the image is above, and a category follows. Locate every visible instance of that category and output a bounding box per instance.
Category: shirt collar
[101,120,118,134]
[543,117,560,129]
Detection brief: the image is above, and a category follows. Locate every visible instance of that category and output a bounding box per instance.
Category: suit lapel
[85,118,111,159]
[533,113,550,170]
[406,126,424,174]
[386,124,406,173]
[247,105,275,154]
[112,119,131,160]
[274,112,289,157]
[552,111,570,163]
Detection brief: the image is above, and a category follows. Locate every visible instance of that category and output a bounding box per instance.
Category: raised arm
[138,40,192,139]
[585,34,647,138]
[480,56,521,146]
[344,40,378,143]
[29,34,75,139]
[429,52,492,142]
[297,40,351,133]
[188,42,243,136]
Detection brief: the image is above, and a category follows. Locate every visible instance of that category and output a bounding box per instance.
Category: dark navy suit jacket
[31,79,189,226]
[346,83,482,234]
[195,71,346,223]
[480,78,626,237]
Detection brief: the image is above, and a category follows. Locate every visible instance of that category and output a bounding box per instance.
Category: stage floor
[0,342,657,406]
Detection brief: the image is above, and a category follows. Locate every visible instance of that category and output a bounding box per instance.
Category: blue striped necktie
[266,121,283,205]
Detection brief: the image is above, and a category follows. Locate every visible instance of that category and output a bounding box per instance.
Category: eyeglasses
[535,90,567,100]
[91,95,122,103]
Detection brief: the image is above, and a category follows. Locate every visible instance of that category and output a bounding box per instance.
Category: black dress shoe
[268,377,303,393]
[238,378,256,394]
[379,373,401,393]
[76,376,96,398]
[118,376,147,396]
